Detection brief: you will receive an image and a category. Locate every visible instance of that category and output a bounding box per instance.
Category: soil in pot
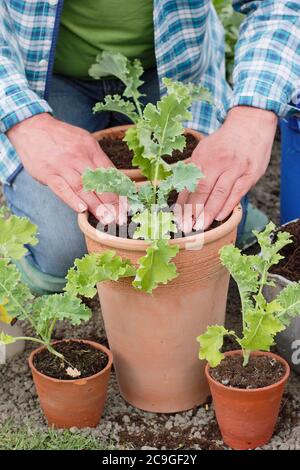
[210,355,286,389]
[33,340,108,380]
[99,133,198,170]
[88,190,225,238]
[270,219,300,281]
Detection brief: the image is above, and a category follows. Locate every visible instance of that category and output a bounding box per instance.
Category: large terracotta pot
[93,125,204,182]
[78,206,242,413]
[205,350,290,450]
[29,339,113,429]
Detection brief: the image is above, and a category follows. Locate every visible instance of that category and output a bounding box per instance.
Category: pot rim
[205,349,290,393]
[28,338,113,384]
[78,205,242,252]
[92,125,203,177]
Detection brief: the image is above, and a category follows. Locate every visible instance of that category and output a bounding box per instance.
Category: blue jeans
[4,68,160,278]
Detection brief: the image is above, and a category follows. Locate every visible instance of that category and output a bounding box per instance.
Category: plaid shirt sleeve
[231,0,300,117]
[0,35,52,134]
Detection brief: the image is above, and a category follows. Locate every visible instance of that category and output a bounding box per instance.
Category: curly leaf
[220,245,260,295]
[124,126,171,180]
[255,222,293,267]
[276,282,300,326]
[0,332,16,345]
[132,210,177,240]
[133,239,179,293]
[93,95,139,123]
[66,251,136,298]
[0,212,38,260]
[240,308,285,352]
[158,162,203,205]
[163,78,213,104]
[0,259,33,320]
[197,325,234,368]
[89,51,144,101]
[33,293,92,329]
[82,167,143,211]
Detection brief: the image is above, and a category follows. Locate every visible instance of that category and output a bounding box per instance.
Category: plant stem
[133,95,143,120]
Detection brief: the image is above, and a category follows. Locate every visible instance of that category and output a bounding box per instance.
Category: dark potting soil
[99,133,198,170]
[270,219,300,282]
[33,340,108,380]
[210,355,286,389]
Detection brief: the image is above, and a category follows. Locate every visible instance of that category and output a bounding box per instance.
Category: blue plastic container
[280,115,300,225]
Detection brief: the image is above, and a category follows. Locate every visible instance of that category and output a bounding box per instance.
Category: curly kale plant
[197,223,300,367]
[72,52,212,294]
[0,209,91,364]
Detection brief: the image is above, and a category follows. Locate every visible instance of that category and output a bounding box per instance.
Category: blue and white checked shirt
[1,1,300,183]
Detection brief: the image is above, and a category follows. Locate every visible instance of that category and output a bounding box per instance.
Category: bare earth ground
[0,133,300,450]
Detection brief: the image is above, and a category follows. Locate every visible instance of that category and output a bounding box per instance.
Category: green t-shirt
[54,0,155,79]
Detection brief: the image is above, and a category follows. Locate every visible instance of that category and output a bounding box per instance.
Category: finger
[47,175,88,213]
[194,170,241,231]
[174,189,190,233]
[63,169,111,219]
[215,174,254,222]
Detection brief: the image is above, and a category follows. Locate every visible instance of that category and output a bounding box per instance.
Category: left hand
[177,106,278,232]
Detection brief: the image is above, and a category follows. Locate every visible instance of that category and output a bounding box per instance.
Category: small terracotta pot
[93,125,204,182]
[29,339,113,429]
[78,206,242,413]
[205,350,290,450]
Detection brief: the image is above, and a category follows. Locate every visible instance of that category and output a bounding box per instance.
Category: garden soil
[1,132,300,450]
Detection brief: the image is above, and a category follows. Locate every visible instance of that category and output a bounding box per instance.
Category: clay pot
[78,206,242,413]
[93,125,203,182]
[263,219,300,375]
[205,350,290,450]
[29,339,113,429]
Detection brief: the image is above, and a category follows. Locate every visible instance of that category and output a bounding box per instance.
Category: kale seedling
[0,209,91,367]
[70,52,212,294]
[197,222,300,367]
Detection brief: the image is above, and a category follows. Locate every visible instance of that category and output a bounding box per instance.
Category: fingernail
[215,214,223,222]
[78,203,88,213]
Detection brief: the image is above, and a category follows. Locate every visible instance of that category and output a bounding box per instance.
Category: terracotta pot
[205,350,290,450]
[263,219,300,375]
[29,339,113,429]
[78,206,242,413]
[93,125,204,182]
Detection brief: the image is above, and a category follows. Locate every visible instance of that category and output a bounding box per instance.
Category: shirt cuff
[230,90,299,119]
[0,88,53,133]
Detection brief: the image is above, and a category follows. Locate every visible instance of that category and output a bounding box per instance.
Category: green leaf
[89,51,144,102]
[82,167,143,212]
[33,293,92,329]
[276,282,300,325]
[158,162,204,205]
[66,251,136,298]
[0,212,38,260]
[132,210,177,240]
[220,245,260,295]
[124,126,171,181]
[255,222,293,267]
[93,95,139,123]
[0,332,16,345]
[197,325,234,368]
[133,239,179,293]
[163,78,213,104]
[0,259,33,320]
[240,308,285,352]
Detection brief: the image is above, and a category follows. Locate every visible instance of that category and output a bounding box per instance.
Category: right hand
[7,113,123,224]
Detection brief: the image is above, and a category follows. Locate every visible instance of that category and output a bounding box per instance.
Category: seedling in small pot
[197,222,300,450]
[73,52,213,294]
[197,222,300,367]
[0,208,91,374]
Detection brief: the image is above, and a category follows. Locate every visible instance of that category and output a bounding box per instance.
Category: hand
[7,113,122,223]
[177,106,277,232]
